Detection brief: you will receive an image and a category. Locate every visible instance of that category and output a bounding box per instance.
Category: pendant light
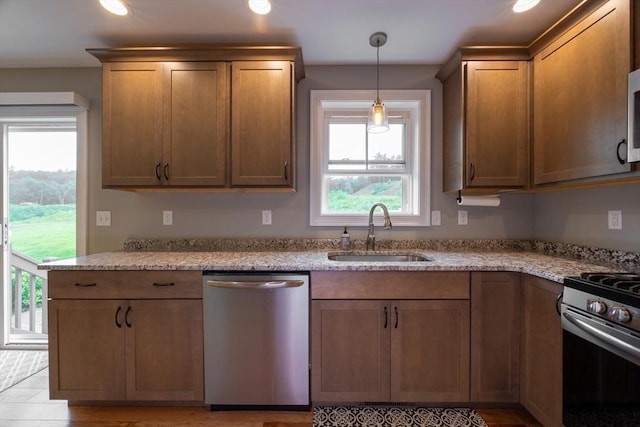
[367,32,389,134]
[99,0,130,16]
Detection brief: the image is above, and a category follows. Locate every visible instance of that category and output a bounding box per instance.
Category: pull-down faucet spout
[366,202,392,251]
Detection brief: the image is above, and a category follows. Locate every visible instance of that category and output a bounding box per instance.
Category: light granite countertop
[38,249,616,284]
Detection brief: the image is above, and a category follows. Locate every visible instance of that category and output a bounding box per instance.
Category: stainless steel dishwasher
[202,272,309,410]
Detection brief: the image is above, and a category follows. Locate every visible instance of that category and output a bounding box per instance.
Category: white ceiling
[0,0,583,69]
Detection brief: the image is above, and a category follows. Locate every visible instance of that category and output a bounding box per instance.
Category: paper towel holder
[456,190,501,207]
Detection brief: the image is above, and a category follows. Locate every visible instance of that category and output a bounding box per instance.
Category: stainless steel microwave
[627,68,640,162]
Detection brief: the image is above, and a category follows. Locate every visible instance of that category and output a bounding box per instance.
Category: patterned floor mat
[313,406,487,427]
[0,350,48,392]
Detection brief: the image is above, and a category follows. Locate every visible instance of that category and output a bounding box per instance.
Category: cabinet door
[533,0,631,185]
[163,62,229,187]
[390,300,470,402]
[231,61,293,187]
[48,299,126,400]
[521,276,563,427]
[102,62,164,187]
[442,63,465,193]
[311,300,390,402]
[470,272,520,402]
[125,299,204,401]
[466,61,528,187]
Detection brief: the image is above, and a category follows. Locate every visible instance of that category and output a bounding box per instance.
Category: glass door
[1,117,77,346]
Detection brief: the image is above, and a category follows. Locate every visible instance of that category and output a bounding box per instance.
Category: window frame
[309,89,431,227]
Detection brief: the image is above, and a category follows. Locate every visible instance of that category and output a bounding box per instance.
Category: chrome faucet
[366,202,392,251]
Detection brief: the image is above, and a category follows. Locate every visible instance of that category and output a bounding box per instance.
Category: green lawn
[10,204,76,261]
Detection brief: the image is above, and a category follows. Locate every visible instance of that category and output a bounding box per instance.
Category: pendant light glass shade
[368,100,389,133]
[99,0,129,16]
[367,32,389,134]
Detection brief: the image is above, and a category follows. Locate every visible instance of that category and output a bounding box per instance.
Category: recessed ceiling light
[248,0,271,15]
[513,0,541,13]
[99,0,130,16]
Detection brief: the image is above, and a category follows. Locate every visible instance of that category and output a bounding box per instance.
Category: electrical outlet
[163,210,173,226]
[458,210,468,226]
[262,210,272,225]
[431,210,441,226]
[96,211,111,227]
[608,210,622,230]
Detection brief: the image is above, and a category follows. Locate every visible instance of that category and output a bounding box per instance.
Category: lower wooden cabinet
[311,299,470,403]
[470,272,521,403]
[47,271,203,402]
[520,275,563,427]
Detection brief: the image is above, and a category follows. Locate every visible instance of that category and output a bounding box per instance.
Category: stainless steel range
[561,272,640,426]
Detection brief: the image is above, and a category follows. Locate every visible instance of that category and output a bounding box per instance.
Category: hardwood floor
[0,369,541,426]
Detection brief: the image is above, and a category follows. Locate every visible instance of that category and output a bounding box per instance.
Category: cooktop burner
[564,272,640,308]
[580,272,640,294]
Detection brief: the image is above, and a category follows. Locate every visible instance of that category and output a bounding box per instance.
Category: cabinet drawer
[311,271,470,299]
[48,270,202,299]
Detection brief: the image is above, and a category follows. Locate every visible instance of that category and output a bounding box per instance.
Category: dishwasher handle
[206,279,304,290]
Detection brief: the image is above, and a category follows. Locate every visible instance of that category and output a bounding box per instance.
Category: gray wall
[16,64,632,254]
[533,184,640,252]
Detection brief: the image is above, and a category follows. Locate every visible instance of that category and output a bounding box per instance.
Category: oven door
[561,305,640,366]
[561,305,640,426]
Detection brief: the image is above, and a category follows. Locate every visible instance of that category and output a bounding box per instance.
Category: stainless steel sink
[327,253,431,262]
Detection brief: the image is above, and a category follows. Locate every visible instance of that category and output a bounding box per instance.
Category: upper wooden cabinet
[532,0,632,186]
[89,46,303,191]
[231,61,293,187]
[101,62,164,187]
[437,49,529,193]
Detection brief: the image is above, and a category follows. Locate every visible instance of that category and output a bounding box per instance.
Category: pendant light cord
[376,42,380,103]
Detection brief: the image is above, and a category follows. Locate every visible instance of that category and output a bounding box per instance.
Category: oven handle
[206,279,304,290]
[563,310,640,360]
[555,292,563,316]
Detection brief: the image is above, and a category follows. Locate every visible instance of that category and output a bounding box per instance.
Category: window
[310,90,430,226]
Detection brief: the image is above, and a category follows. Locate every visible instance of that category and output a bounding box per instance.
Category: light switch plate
[262,210,272,225]
[458,210,468,226]
[96,211,111,227]
[431,210,441,226]
[163,210,173,226]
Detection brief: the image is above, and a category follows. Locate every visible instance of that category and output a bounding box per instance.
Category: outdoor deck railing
[11,249,49,335]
